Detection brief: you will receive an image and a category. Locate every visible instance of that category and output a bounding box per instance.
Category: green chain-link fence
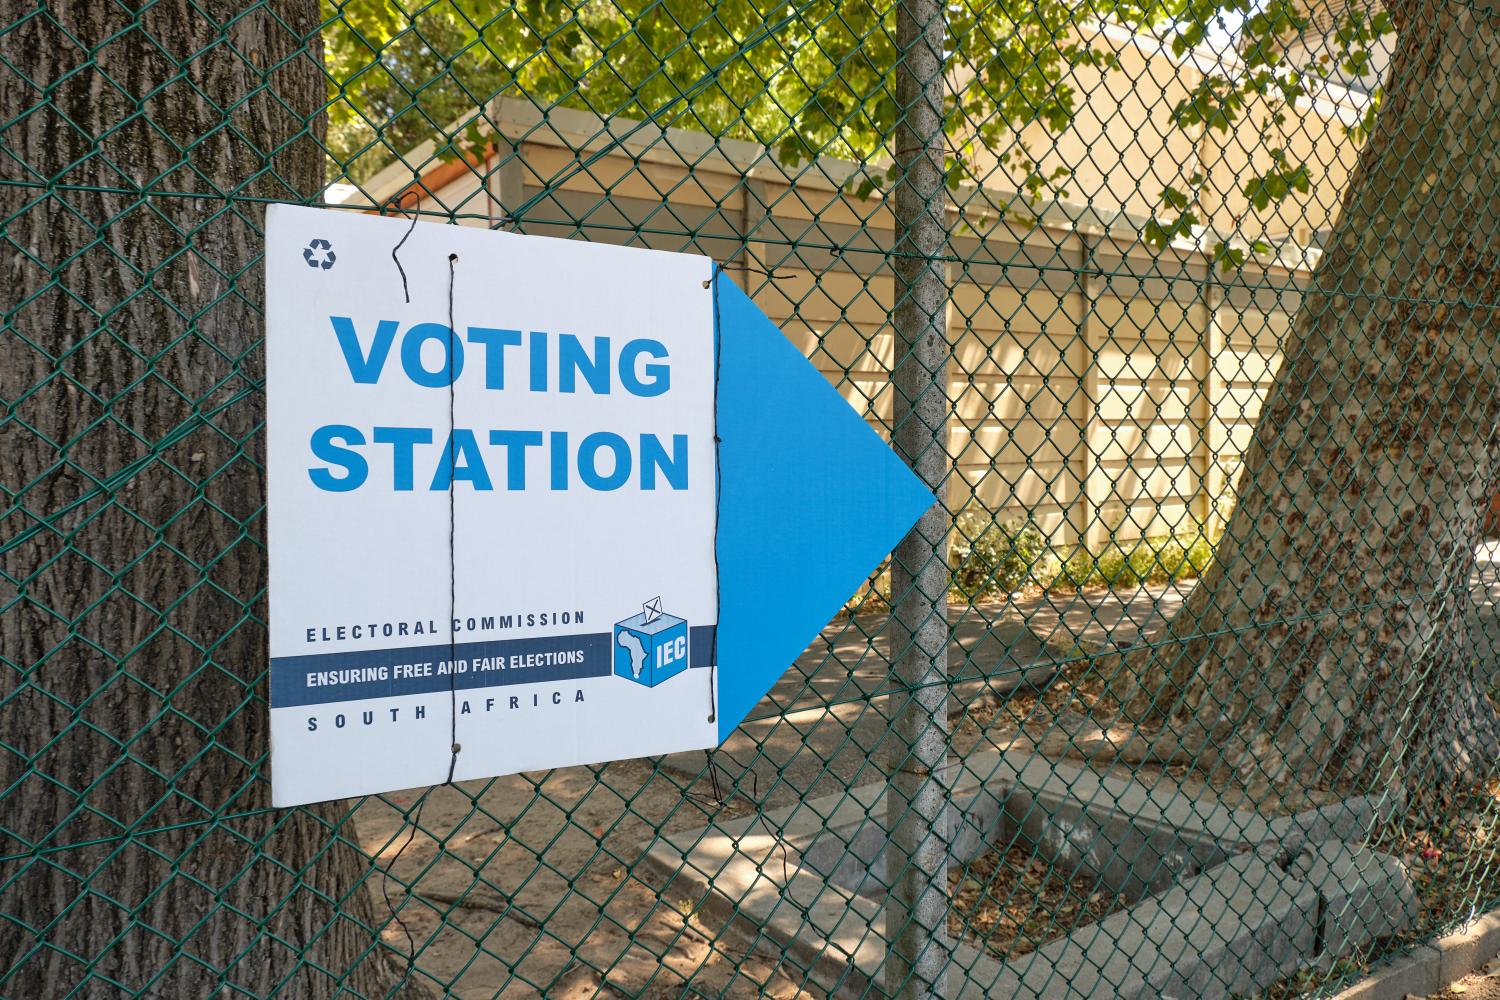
[5,0,1500,996]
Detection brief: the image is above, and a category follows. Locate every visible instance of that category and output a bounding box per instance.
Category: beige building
[333,10,1382,551]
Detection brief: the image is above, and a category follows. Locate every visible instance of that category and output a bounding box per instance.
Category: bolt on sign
[265,205,932,805]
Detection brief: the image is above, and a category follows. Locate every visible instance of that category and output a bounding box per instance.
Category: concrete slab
[1331,945,1443,1000]
[1264,793,1404,851]
[1063,852,1316,999]
[1328,908,1500,999]
[1292,840,1418,956]
[637,750,1416,999]
[1437,912,1500,987]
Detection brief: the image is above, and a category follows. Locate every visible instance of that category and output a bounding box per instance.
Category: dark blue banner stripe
[272,625,717,708]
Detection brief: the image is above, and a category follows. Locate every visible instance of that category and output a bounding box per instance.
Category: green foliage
[325,0,1124,192]
[323,0,902,182]
[1346,88,1382,143]
[1174,74,1253,136]
[323,0,1396,267]
[1332,8,1394,78]
[949,513,1219,599]
[950,514,1051,598]
[324,3,507,182]
[322,0,1245,203]
[1144,177,1203,250]
[1242,148,1311,211]
[1054,529,1218,590]
[1211,237,1272,272]
[1146,0,1392,267]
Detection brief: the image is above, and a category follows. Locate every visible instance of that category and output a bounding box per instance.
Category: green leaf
[1213,241,1247,272]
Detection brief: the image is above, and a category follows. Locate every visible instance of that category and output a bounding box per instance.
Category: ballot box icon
[614,597,690,688]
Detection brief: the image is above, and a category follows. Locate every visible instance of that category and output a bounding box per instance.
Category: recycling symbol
[303,238,336,270]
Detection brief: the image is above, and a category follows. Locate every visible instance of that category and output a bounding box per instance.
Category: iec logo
[614,597,689,688]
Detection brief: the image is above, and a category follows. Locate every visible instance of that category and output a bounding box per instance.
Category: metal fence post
[885,0,951,992]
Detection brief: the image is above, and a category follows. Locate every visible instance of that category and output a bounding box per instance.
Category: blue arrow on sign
[711,270,936,740]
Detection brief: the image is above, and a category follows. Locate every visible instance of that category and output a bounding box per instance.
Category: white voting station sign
[266,204,932,806]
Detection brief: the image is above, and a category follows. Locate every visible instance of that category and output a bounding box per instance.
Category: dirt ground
[356,760,821,997]
[1416,953,1500,999]
[947,839,1128,961]
[353,547,1500,996]
[1424,977,1500,1000]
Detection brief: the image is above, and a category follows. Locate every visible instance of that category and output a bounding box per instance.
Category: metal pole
[885,0,950,991]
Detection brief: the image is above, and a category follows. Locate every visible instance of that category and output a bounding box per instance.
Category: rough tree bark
[1102,0,1500,806]
[0,4,420,996]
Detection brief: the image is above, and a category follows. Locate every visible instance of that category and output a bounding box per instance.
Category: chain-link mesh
[4,0,1500,996]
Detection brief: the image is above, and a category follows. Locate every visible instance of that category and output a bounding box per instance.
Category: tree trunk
[0,4,419,995]
[1105,0,1500,807]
